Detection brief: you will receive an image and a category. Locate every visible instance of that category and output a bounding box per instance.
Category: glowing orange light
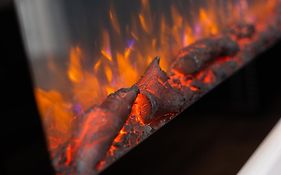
[105,65,113,83]
[199,8,218,35]
[109,8,121,34]
[101,49,113,62]
[93,59,102,73]
[68,47,84,83]
[203,70,216,84]
[117,52,138,87]
[35,88,73,153]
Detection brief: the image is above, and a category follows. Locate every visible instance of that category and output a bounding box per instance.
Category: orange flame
[199,8,218,35]
[35,89,73,152]
[68,47,84,83]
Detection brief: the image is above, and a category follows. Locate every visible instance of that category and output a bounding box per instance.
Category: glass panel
[15,0,277,165]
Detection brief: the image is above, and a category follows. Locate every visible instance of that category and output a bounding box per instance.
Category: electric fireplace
[12,0,281,174]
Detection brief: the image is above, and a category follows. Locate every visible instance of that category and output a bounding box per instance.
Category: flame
[33,0,280,157]
[109,7,121,34]
[68,47,84,83]
[101,30,113,62]
[198,8,218,35]
[35,89,73,152]
[93,59,102,73]
[117,52,138,87]
[139,0,152,33]
[105,65,113,83]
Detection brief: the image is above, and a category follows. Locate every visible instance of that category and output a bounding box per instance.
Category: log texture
[136,57,185,123]
[53,86,139,175]
[171,36,239,75]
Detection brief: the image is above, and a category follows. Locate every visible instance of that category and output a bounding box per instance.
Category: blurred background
[1,1,281,175]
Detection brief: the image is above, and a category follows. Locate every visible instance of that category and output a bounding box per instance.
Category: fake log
[171,36,240,75]
[136,57,185,124]
[53,86,139,175]
[228,23,256,39]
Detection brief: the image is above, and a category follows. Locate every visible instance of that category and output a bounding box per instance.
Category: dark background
[1,3,281,175]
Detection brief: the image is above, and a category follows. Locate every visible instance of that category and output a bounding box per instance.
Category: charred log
[136,57,185,124]
[241,24,281,63]
[229,23,256,39]
[53,86,139,175]
[170,36,240,75]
